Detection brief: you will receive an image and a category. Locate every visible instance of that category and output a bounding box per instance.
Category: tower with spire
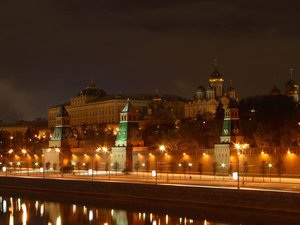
[112,100,146,171]
[214,99,244,172]
[44,106,77,171]
[285,68,299,102]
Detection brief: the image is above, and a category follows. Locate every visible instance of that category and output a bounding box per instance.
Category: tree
[243,161,249,182]
[275,157,285,182]
[170,161,177,178]
[112,162,120,175]
[239,95,298,147]
[212,162,218,180]
[134,161,141,177]
[260,161,267,182]
[181,161,188,178]
[228,164,233,176]
[198,163,203,180]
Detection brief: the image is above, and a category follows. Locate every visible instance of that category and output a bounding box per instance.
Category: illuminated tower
[49,106,72,148]
[214,99,243,171]
[45,106,75,170]
[112,100,144,171]
[220,99,243,144]
[209,60,224,99]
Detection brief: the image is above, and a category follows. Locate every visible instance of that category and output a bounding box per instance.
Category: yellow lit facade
[48,82,185,128]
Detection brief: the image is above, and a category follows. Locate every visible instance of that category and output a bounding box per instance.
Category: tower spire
[290,68,294,80]
[214,58,218,68]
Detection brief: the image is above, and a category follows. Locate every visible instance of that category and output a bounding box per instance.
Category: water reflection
[0,195,215,225]
[0,195,299,225]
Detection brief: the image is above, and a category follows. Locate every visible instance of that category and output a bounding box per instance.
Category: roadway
[1,169,300,193]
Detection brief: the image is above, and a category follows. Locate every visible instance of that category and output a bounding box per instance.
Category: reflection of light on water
[3,200,7,213]
[152,220,157,225]
[40,204,44,216]
[139,212,141,220]
[9,213,14,225]
[83,206,87,215]
[179,217,182,224]
[111,209,114,216]
[56,216,61,225]
[150,213,153,222]
[112,210,128,225]
[21,203,27,225]
[89,210,93,222]
[18,199,21,211]
[204,219,207,225]
[72,205,76,214]
[166,214,168,224]
[143,213,146,221]
[184,217,187,225]
[35,201,39,212]
[96,209,99,219]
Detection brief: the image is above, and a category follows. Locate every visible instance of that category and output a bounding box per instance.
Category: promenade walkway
[1,169,300,193]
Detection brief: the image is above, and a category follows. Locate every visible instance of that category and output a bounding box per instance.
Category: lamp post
[188,163,192,179]
[221,163,226,180]
[155,145,166,184]
[234,143,248,190]
[268,163,272,182]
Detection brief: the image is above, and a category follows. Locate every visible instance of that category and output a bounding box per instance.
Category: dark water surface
[0,190,299,225]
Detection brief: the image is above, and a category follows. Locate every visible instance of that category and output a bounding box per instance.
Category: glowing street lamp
[156,145,166,184]
[268,163,272,182]
[234,143,249,189]
[221,163,226,180]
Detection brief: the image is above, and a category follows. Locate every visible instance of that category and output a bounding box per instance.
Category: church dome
[285,79,298,92]
[270,85,281,96]
[196,85,206,92]
[209,66,224,83]
[285,68,299,94]
[78,81,107,97]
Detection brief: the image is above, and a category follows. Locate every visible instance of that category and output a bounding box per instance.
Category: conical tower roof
[122,99,136,113]
[57,106,69,117]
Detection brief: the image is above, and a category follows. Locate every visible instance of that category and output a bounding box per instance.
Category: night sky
[1,0,300,121]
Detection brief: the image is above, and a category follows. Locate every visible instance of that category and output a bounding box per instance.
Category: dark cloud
[0,0,300,120]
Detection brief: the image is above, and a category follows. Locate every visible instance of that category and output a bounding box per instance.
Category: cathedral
[270,68,299,102]
[185,62,237,119]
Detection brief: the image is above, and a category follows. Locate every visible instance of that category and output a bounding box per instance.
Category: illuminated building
[185,61,237,119]
[48,81,185,128]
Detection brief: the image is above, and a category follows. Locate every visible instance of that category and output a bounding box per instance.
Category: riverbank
[0,176,300,216]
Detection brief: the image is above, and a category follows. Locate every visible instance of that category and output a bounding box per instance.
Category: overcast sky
[1,0,300,121]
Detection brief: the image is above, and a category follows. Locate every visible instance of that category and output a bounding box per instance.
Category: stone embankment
[0,176,300,215]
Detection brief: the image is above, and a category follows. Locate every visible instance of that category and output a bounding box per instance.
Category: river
[0,191,299,225]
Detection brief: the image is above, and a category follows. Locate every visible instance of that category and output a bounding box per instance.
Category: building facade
[48,82,185,128]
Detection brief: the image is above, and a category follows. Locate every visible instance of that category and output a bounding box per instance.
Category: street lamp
[268,163,272,182]
[155,145,166,184]
[221,163,226,180]
[234,143,249,189]
[188,163,192,179]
